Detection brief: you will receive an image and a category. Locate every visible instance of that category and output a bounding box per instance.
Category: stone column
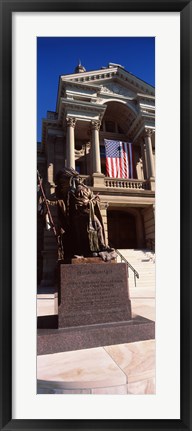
[100,202,109,246]
[47,155,54,185]
[144,128,155,178]
[66,117,76,169]
[140,140,148,179]
[91,120,101,174]
[47,137,55,195]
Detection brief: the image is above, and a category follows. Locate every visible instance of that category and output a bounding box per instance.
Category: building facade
[37,62,155,286]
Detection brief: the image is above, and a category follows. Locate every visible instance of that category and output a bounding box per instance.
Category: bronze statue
[42,168,115,263]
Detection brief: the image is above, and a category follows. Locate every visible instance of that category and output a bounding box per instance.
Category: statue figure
[69,178,107,256]
[44,168,116,263]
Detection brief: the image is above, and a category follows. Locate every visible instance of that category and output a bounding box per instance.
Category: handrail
[109,244,139,287]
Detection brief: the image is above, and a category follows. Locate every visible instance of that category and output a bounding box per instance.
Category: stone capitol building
[37,61,155,286]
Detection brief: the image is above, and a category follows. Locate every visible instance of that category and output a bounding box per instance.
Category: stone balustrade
[72,175,153,190]
[104,178,150,190]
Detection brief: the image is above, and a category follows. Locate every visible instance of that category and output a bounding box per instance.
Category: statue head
[55,167,79,198]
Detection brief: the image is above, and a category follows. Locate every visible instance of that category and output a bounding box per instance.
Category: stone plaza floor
[37,286,155,395]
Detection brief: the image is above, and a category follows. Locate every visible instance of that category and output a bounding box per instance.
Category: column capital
[66,117,76,128]
[91,120,101,131]
[143,127,155,138]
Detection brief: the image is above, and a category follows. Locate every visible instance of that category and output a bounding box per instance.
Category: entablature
[58,98,107,126]
[56,65,155,111]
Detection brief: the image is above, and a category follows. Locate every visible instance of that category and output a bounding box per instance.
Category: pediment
[61,65,154,98]
[99,82,136,99]
[63,79,136,99]
[57,65,155,115]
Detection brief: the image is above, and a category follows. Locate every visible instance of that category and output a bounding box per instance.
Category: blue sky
[37,37,155,142]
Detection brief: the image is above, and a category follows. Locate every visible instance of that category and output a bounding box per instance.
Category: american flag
[104,139,135,179]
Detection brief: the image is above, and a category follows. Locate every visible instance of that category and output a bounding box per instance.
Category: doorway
[107,210,137,249]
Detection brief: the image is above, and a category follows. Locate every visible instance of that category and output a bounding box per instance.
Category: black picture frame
[0,0,191,430]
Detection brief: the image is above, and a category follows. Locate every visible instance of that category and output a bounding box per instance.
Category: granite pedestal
[37,261,155,355]
[59,262,132,327]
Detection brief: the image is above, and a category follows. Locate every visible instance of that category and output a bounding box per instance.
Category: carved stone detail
[144,128,154,137]
[91,120,101,131]
[66,117,76,128]
[100,86,112,94]
[100,83,135,98]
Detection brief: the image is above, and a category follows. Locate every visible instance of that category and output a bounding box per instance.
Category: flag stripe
[128,142,133,178]
[104,139,134,179]
[123,142,129,178]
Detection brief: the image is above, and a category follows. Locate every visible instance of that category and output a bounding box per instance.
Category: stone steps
[116,249,155,295]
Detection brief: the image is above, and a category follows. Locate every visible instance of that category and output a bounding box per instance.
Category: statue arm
[46,199,58,206]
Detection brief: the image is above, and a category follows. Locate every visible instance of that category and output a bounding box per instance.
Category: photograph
[1,2,191,428]
[36,37,156,395]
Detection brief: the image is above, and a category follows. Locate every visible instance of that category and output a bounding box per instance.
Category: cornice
[90,189,155,201]
[63,80,102,91]
[61,66,154,93]
[58,100,107,129]
[137,93,155,100]
[61,66,118,81]
[60,97,107,111]
[56,66,155,111]
[140,112,155,122]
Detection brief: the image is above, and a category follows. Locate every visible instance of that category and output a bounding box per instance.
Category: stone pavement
[37,284,155,394]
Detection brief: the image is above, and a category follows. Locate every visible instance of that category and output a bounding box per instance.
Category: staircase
[116,249,155,300]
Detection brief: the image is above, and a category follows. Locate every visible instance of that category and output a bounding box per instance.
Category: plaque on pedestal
[59,263,132,328]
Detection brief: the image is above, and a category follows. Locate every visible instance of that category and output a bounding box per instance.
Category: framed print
[0,0,191,430]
